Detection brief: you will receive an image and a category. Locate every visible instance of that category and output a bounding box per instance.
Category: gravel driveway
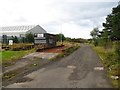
[5,44,113,88]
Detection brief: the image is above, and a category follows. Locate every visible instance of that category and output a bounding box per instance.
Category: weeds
[50,45,80,61]
[93,46,120,88]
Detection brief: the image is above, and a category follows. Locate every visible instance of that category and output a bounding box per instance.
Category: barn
[0,25,56,46]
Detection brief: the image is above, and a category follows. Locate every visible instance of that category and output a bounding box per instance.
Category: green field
[1,49,35,65]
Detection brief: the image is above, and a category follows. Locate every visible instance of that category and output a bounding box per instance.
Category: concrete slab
[3,52,59,74]
[23,52,59,59]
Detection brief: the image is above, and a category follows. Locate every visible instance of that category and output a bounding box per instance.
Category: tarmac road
[6,44,113,88]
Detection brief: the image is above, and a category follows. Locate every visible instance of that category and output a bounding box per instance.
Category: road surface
[6,44,113,88]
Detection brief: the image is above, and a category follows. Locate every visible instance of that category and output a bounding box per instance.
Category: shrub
[9,43,34,51]
[25,33,34,43]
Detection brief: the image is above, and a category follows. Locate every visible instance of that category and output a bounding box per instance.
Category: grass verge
[1,49,35,67]
[92,45,120,88]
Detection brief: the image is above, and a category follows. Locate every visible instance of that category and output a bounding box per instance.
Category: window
[34,34,37,37]
[37,34,44,37]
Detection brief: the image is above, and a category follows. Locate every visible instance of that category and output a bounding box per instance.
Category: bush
[115,42,120,60]
[9,43,34,51]
[25,33,34,43]
[10,36,19,43]
[63,46,79,56]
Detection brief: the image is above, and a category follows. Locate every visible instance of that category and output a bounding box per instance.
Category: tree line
[2,33,34,44]
[90,2,120,60]
[56,34,87,43]
[91,3,120,46]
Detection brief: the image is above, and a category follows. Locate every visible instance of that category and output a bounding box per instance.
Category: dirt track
[5,44,113,88]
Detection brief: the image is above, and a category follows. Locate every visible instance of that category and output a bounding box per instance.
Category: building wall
[45,33,56,46]
[34,33,56,46]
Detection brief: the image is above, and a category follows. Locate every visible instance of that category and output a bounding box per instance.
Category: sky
[0,0,119,39]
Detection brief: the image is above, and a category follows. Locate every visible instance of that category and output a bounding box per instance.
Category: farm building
[0,25,56,46]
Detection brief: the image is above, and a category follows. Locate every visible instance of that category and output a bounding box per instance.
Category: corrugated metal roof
[0,25,47,36]
[0,25,35,31]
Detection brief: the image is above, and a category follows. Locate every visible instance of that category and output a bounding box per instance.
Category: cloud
[15,16,29,23]
[0,0,119,38]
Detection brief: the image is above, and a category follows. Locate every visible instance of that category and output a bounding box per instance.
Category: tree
[65,37,72,42]
[10,36,19,43]
[103,3,120,41]
[99,30,112,49]
[14,36,19,43]
[20,37,26,43]
[56,33,65,42]
[90,27,99,39]
[2,35,7,44]
[101,2,120,59]
[90,27,99,46]
[25,33,34,43]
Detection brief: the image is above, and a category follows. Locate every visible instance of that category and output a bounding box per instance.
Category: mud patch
[16,77,33,83]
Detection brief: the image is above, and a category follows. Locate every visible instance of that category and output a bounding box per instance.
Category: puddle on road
[94,67,104,71]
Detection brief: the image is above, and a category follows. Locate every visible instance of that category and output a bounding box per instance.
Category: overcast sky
[0,0,119,39]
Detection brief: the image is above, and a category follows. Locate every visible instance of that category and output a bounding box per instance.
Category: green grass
[0,51,2,64]
[1,49,35,66]
[92,45,120,88]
